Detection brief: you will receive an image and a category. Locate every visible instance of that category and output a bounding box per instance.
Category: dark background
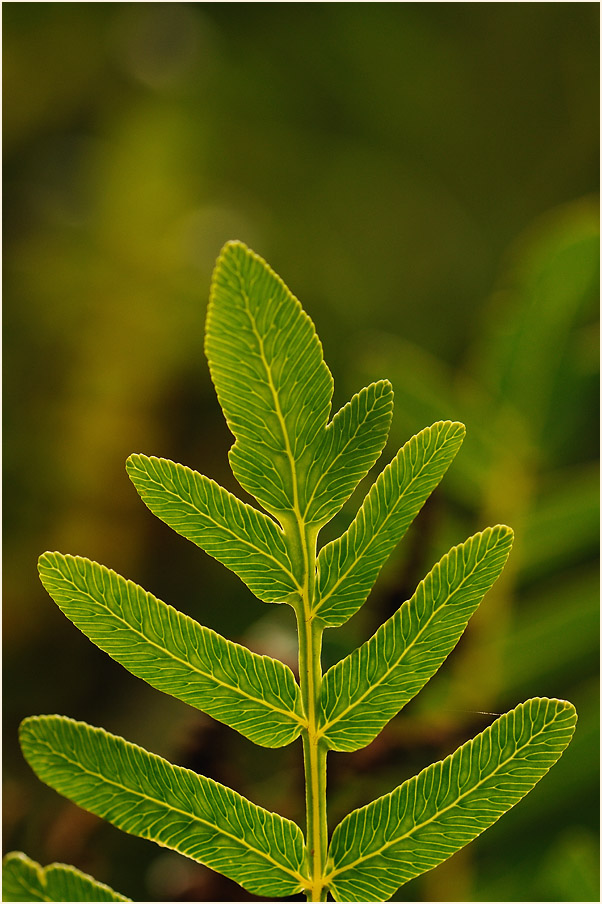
[4,3,599,902]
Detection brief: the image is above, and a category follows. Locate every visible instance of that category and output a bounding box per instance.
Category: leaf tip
[37,550,52,569]
[37,550,63,577]
[428,419,466,447]
[18,714,39,749]
[494,523,515,544]
[125,452,150,478]
[553,697,578,718]
[220,238,250,253]
[124,452,138,471]
[449,419,466,437]
[211,239,254,281]
[2,850,32,867]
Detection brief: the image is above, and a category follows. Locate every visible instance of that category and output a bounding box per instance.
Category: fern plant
[4,242,577,903]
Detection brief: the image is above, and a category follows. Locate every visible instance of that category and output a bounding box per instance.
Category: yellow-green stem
[298,614,328,901]
[291,520,328,902]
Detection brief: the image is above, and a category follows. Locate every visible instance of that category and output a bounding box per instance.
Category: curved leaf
[315,421,465,627]
[126,454,301,603]
[206,240,333,522]
[325,698,577,902]
[20,716,310,899]
[2,852,130,902]
[320,525,514,751]
[303,380,394,527]
[38,553,305,748]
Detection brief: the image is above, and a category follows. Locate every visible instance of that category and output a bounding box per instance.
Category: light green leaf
[20,716,310,899]
[303,380,394,527]
[320,525,513,751]
[126,454,301,603]
[325,698,577,902]
[38,553,305,748]
[206,240,334,522]
[2,851,130,902]
[315,421,465,627]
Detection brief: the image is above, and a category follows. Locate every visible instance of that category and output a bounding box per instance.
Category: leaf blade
[326,698,577,902]
[2,852,131,902]
[315,421,466,627]
[303,381,394,527]
[3,853,47,903]
[320,525,514,751]
[206,241,333,520]
[126,454,301,603]
[20,716,309,899]
[38,553,305,748]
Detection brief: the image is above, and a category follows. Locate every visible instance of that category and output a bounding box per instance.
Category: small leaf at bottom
[2,851,130,902]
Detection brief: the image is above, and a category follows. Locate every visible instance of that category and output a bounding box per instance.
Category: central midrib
[236,284,329,898]
[240,286,305,528]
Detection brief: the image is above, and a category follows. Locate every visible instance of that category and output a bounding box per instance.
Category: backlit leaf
[320,526,514,751]
[38,553,305,748]
[206,241,333,522]
[20,716,310,899]
[315,421,465,627]
[126,454,301,603]
[326,698,577,902]
[303,380,394,527]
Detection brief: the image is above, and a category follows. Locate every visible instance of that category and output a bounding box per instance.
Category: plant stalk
[295,523,328,902]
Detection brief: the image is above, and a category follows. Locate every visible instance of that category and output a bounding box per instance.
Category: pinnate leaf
[20,716,309,899]
[326,698,577,902]
[22,242,577,904]
[206,241,333,521]
[320,525,514,751]
[2,852,130,902]
[126,454,301,603]
[38,552,305,748]
[303,380,394,527]
[315,421,465,627]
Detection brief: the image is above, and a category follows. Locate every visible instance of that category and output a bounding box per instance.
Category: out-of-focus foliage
[4,4,598,902]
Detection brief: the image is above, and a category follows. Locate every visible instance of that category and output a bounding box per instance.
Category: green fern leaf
[303,380,394,527]
[38,553,305,748]
[320,525,514,751]
[22,242,578,904]
[20,716,309,899]
[325,698,577,902]
[315,420,465,627]
[206,241,334,524]
[2,851,130,902]
[126,454,301,603]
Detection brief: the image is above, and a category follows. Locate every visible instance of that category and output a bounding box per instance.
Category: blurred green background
[3,3,599,902]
